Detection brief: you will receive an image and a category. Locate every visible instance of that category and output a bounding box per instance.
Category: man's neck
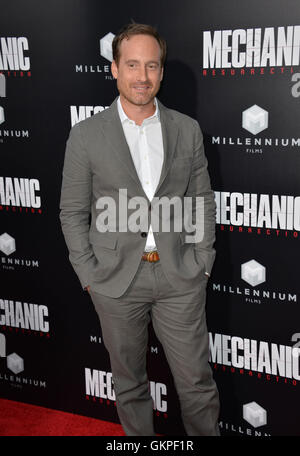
[119,95,156,126]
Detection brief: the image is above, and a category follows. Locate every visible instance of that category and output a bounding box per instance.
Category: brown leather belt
[142,250,160,262]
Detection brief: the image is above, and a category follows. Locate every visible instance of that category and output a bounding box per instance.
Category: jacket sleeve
[59,122,95,289]
[184,120,216,275]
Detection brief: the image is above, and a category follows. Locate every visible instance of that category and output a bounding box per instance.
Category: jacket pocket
[89,231,118,250]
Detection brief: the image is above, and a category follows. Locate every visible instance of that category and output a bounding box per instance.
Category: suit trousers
[89,257,220,436]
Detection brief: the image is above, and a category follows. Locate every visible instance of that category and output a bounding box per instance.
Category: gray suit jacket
[59,98,216,298]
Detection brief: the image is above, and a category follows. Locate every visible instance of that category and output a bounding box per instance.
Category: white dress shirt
[117,97,164,251]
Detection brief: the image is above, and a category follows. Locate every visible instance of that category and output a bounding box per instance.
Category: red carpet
[0,398,126,436]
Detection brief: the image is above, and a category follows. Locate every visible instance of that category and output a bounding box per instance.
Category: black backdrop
[1,0,300,436]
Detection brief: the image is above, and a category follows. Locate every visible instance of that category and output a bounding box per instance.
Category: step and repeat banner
[1,0,300,436]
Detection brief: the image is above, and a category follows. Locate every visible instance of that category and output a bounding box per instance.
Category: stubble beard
[118,81,160,108]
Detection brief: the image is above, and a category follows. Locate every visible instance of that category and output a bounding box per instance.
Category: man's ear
[160,66,164,82]
[111,60,118,79]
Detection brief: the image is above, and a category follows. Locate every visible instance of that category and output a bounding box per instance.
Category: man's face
[111,34,164,108]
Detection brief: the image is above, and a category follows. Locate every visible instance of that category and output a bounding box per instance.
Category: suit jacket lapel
[101,98,147,196]
[154,99,179,197]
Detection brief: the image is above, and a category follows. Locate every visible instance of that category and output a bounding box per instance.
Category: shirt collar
[117,96,160,125]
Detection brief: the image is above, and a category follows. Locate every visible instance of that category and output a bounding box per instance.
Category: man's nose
[137,65,148,81]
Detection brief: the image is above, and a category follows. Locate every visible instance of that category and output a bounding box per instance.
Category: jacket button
[141,232,147,237]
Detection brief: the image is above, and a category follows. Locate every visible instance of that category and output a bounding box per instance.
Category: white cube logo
[241,259,266,287]
[243,402,267,428]
[0,106,4,125]
[0,232,16,255]
[100,32,115,62]
[7,352,24,374]
[242,104,268,135]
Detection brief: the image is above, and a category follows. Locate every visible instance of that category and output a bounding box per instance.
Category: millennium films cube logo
[100,32,115,62]
[241,259,266,287]
[243,402,267,428]
[0,106,4,125]
[0,334,24,374]
[7,352,24,374]
[0,233,16,256]
[242,105,268,135]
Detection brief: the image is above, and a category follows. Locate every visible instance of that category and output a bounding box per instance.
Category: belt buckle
[146,250,158,262]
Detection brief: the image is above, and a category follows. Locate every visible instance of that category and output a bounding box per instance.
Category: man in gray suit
[60,23,220,436]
